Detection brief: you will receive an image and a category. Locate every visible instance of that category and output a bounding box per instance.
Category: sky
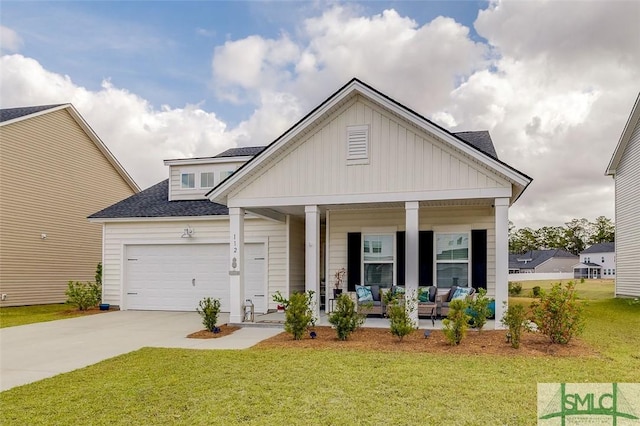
[1,0,638,229]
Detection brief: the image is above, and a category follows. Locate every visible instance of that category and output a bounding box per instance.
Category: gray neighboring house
[508,249,578,274]
[573,242,616,280]
[606,93,640,298]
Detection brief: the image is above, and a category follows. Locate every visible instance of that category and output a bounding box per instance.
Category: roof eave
[606,92,640,176]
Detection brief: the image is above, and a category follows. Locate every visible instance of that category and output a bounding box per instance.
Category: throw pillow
[451,287,472,301]
[370,285,381,302]
[355,285,373,302]
[418,289,429,303]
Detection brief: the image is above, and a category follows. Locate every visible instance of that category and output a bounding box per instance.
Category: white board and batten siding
[327,206,497,298]
[615,118,640,298]
[230,96,512,203]
[102,218,286,312]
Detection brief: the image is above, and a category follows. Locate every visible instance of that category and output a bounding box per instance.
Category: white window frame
[361,229,396,287]
[220,170,234,181]
[434,231,471,288]
[181,172,195,189]
[200,172,215,188]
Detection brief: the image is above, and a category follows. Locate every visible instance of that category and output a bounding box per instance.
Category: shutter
[472,229,487,290]
[419,231,434,285]
[347,125,369,160]
[347,232,361,291]
[396,231,405,286]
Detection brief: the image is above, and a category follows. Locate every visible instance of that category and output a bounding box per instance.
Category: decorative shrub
[442,299,469,345]
[66,281,101,311]
[531,286,542,298]
[501,302,530,349]
[95,262,103,287]
[328,293,365,340]
[387,298,415,341]
[508,282,522,296]
[272,291,290,310]
[467,288,492,331]
[530,281,585,344]
[197,297,221,332]
[284,291,314,340]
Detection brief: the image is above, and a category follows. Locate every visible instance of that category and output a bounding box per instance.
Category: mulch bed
[187,324,240,339]
[254,326,600,357]
[58,307,114,317]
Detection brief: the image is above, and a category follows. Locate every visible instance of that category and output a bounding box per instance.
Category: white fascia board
[227,187,513,208]
[163,156,253,166]
[606,92,640,176]
[87,213,272,224]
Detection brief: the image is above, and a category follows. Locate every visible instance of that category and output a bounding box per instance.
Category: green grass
[0,303,83,328]
[1,298,639,425]
[510,278,614,300]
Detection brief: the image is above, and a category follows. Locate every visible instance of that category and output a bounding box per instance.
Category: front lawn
[510,278,614,300]
[0,303,100,328]
[1,298,638,425]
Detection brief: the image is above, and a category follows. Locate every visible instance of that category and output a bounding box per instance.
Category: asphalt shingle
[0,105,65,123]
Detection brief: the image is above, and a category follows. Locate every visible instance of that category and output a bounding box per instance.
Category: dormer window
[181,173,195,189]
[201,172,215,188]
[347,124,369,165]
[220,170,234,181]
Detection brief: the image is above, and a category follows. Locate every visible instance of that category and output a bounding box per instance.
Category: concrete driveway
[0,311,282,392]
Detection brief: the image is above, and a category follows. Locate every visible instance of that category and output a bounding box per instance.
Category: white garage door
[125,243,265,312]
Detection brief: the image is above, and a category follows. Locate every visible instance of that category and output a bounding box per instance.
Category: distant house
[0,104,139,307]
[606,93,640,298]
[573,242,615,280]
[508,249,578,274]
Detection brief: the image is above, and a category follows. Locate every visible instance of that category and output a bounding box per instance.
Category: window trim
[434,231,471,288]
[200,171,215,188]
[181,172,195,189]
[361,230,396,287]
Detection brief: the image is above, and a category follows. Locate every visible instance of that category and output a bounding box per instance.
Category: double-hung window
[181,173,195,189]
[200,172,215,188]
[435,233,469,288]
[362,234,394,287]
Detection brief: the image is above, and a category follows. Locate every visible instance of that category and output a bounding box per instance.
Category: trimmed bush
[66,281,101,311]
[467,288,492,331]
[284,292,314,340]
[508,282,522,296]
[442,299,469,345]
[531,286,542,298]
[328,293,365,341]
[501,303,530,349]
[530,281,585,344]
[387,299,415,341]
[197,297,221,332]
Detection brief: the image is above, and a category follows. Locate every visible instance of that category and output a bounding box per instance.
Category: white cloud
[0,54,236,190]
[0,26,23,53]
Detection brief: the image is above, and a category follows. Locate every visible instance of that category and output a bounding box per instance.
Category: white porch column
[229,207,245,323]
[305,205,320,319]
[405,201,419,325]
[494,198,509,329]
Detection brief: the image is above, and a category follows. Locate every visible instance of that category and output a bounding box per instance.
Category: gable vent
[347,125,369,164]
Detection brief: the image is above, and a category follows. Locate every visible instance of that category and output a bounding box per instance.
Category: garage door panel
[125,243,264,312]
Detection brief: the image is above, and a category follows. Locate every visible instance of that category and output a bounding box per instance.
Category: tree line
[509,216,614,255]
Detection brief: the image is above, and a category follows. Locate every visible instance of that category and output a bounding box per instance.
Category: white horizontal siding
[327,206,497,298]
[615,120,640,297]
[102,218,286,308]
[231,96,511,201]
[169,162,246,201]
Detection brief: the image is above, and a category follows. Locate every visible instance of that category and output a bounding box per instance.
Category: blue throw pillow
[451,287,472,301]
[418,289,429,303]
[355,285,373,302]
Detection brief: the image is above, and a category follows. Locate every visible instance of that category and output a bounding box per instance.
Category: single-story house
[573,242,615,279]
[89,78,532,327]
[508,249,577,274]
[0,104,139,307]
[606,93,640,298]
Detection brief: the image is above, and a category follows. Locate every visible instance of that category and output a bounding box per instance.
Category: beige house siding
[327,206,496,298]
[101,218,286,309]
[231,96,511,202]
[0,108,137,307]
[615,118,640,297]
[534,257,578,273]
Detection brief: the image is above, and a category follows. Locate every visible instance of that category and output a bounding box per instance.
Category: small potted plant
[333,268,346,298]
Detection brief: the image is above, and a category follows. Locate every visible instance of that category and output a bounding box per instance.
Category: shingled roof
[454,131,498,159]
[509,249,577,270]
[0,104,65,123]
[88,180,227,219]
[214,146,265,158]
[582,242,615,254]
